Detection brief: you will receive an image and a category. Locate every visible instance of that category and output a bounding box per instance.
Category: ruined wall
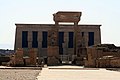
[85,45,120,68]
[14,48,24,66]
[96,58,120,68]
[13,48,38,66]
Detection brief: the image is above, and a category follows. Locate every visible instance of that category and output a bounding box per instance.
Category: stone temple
[14,11,101,66]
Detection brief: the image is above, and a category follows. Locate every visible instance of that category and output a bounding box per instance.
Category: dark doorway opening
[32,31,38,48]
[88,32,94,46]
[42,31,48,48]
[59,32,64,55]
[22,31,28,48]
[68,32,74,48]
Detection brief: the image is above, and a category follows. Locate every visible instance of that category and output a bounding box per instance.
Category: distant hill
[0,49,14,56]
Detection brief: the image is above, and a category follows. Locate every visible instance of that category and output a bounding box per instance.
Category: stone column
[63,31,68,55]
[74,22,78,55]
[78,31,84,47]
[47,21,60,65]
[38,31,42,57]
[28,31,32,48]
[38,31,42,48]
[84,32,88,47]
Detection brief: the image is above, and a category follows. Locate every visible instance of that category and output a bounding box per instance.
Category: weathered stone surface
[13,48,38,66]
[29,48,38,65]
[15,24,101,60]
[47,56,60,65]
[53,11,82,22]
[85,44,120,68]
[47,46,60,65]
[14,48,24,66]
[47,46,59,57]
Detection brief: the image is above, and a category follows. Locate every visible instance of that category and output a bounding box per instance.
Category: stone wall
[15,24,101,58]
[85,44,120,68]
[13,48,38,66]
[14,48,24,66]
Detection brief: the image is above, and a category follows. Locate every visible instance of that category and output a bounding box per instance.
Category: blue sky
[0,0,120,49]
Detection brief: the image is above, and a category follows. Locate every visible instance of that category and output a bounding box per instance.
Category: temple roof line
[15,23,101,26]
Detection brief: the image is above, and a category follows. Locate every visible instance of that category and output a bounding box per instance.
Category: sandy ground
[1,66,120,80]
[0,66,40,80]
[37,66,120,80]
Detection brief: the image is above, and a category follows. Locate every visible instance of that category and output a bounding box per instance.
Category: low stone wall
[85,47,120,68]
[13,48,38,66]
[96,58,120,68]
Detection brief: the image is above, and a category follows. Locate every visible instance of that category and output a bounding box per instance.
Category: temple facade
[14,11,101,66]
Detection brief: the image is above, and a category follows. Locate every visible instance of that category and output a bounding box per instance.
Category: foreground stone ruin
[9,48,38,66]
[8,44,120,68]
[85,44,120,68]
